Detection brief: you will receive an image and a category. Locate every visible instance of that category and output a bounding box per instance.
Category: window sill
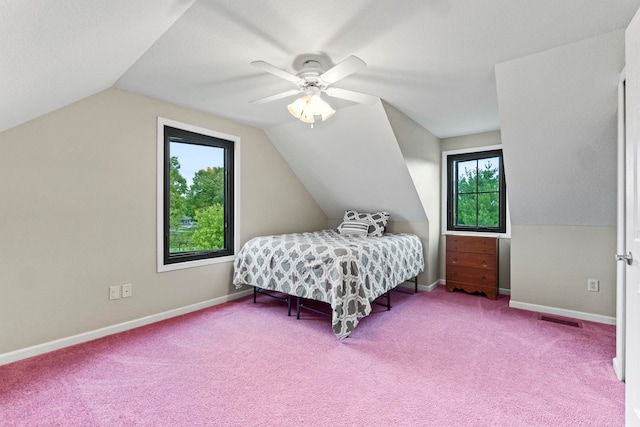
[443,230,510,239]
[157,254,235,273]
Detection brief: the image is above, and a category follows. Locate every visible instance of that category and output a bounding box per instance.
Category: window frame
[157,117,240,272]
[442,145,510,237]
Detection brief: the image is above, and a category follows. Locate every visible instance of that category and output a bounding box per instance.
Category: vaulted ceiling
[3,0,639,138]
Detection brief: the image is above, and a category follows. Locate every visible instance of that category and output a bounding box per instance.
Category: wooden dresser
[445,235,498,300]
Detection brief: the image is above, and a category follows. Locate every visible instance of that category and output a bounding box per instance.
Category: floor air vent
[538,314,583,328]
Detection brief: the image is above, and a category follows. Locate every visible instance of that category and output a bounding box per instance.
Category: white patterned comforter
[232,229,424,339]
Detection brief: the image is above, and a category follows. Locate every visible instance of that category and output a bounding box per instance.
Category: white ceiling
[2,0,639,138]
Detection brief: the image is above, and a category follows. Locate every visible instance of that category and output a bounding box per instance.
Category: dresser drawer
[446,235,497,255]
[446,251,496,270]
[446,265,496,286]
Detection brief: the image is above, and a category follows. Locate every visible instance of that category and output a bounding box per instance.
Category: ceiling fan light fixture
[287,95,309,118]
[300,108,315,123]
[307,94,323,110]
[287,93,334,124]
[319,102,336,121]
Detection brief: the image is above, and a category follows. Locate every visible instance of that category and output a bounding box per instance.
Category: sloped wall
[495,30,623,318]
[0,88,327,354]
[382,102,441,285]
[265,100,425,222]
[265,100,441,286]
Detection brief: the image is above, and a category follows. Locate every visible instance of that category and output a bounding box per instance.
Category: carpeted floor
[0,286,623,426]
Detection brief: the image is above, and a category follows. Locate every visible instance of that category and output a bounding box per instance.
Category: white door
[625,8,640,425]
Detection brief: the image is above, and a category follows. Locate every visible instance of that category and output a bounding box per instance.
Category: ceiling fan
[250,54,378,124]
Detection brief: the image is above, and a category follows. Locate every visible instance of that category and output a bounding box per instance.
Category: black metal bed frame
[252,276,419,321]
[253,287,293,316]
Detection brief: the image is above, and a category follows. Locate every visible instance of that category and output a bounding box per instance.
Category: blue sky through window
[170,141,224,188]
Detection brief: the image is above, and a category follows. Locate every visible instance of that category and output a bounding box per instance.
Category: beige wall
[0,88,327,354]
[510,226,616,317]
[496,31,621,318]
[440,130,502,152]
[440,131,511,292]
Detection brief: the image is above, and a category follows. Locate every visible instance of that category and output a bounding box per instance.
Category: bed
[232,214,424,339]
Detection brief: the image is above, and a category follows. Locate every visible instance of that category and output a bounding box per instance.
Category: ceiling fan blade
[251,89,301,104]
[325,87,379,105]
[251,60,303,84]
[319,56,366,85]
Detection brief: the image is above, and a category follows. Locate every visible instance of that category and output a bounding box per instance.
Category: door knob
[616,251,633,266]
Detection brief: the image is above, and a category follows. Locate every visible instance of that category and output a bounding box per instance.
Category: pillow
[337,220,370,237]
[343,210,390,237]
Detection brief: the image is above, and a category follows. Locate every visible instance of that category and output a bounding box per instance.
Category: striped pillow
[343,210,390,236]
[337,220,370,236]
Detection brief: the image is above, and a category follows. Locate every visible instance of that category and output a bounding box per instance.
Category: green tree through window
[447,149,506,233]
[169,156,188,232]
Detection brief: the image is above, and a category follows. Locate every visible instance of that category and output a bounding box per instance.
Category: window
[157,118,239,272]
[446,149,506,233]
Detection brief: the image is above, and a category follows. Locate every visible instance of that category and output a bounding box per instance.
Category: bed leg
[253,286,257,303]
[414,276,418,293]
[296,296,301,320]
[287,295,292,316]
[387,292,391,310]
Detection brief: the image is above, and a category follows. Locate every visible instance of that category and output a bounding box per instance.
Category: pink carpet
[0,286,623,426]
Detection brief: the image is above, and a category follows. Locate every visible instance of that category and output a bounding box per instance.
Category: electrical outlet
[588,279,599,292]
[109,285,121,300]
[122,284,132,298]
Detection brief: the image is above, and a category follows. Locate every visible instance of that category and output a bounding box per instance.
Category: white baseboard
[398,279,440,292]
[0,289,253,367]
[425,280,441,292]
[438,280,609,324]
[509,300,616,325]
[612,357,625,381]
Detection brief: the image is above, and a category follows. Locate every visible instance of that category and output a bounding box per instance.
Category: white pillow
[337,220,370,236]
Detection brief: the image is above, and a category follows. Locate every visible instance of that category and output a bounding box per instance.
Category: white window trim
[441,144,511,238]
[156,117,241,272]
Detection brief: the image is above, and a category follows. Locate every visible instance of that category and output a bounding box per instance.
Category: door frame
[615,68,626,381]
